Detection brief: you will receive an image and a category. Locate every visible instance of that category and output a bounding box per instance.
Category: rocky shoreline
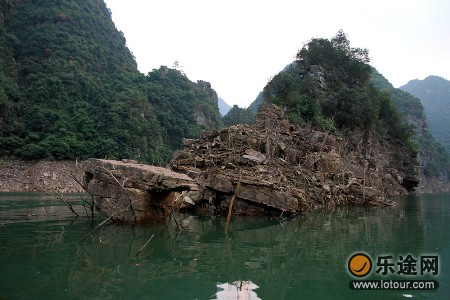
[0,106,446,201]
[0,160,85,193]
[0,158,444,196]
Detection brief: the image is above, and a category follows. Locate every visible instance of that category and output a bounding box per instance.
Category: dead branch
[171,211,182,231]
[80,195,94,220]
[100,165,136,221]
[225,169,242,231]
[136,233,155,257]
[79,215,113,243]
[48,192,80,217]
[58,159,95,219]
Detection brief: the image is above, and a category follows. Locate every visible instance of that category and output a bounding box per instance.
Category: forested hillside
[261,31,412,145]
[146,67,222,161]
[247,31,449,185]
[248,92,264,113]
[222,105,255,126]
[0,0,19,150]
[400,76,450,153]
[371,70,450,181]
[0,0,221,164]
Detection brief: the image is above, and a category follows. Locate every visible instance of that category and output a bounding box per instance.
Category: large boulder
[83,159,197,223]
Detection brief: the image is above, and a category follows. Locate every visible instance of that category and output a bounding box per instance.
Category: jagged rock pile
[170,103,419,216]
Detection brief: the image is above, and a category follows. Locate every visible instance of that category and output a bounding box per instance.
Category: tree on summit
[263,30,413,147]
[296,30,371,88]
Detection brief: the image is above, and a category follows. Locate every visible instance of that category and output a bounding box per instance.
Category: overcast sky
[103,0,450,108]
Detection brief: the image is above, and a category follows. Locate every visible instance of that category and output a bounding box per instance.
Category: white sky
[104,0,450,108]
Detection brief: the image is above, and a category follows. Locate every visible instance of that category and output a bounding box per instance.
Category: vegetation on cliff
[400,76,450,153]
[1,0,443,189]
[146,67,223,161]
[223,105,255,126]
[0,0,222,164]
[247,31,448,185]
[371,71,450,181]
[0,0,19,148]
[262,31,413,148]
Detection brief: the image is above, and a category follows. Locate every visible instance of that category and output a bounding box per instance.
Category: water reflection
[215,281,260,300]
[0,193,90,223]
[0,193,449,299]
[68,203,428,299]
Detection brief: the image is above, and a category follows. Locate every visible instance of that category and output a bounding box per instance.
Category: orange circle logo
[348,253,372,277]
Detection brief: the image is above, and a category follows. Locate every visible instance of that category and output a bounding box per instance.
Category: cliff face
[0,160,84,193]
[401,76,450,152]
[194,80,220,126]
[170,104,419,216]
[197,80,218,108]
[371,70,450,192]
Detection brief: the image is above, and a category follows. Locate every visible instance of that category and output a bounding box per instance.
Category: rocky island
[83,104,419,224]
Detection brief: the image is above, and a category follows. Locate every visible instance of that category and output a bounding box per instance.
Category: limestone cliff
[371,70,450,192]
[197,80,219,108]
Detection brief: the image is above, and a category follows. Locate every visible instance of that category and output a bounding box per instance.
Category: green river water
[0,193,448,299]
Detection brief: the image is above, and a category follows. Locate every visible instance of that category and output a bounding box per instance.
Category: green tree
[263,31,412,145]
[223,105,255,126]
[371,69,450,180]
[146,66,223,158]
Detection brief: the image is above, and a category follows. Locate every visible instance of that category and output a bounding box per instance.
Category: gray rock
[83,158,197,224]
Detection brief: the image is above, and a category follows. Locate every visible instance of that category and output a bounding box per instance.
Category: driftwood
[225,170,242,231]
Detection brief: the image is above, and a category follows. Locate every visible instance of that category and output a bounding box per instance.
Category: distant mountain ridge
[218,97,231,116]
[248,92,263,113]
[400,76,450,152]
